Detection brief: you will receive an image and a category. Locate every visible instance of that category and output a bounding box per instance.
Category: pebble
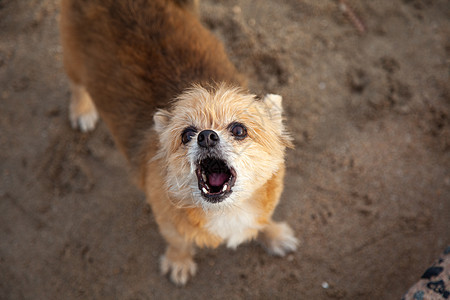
[232,6,241,14]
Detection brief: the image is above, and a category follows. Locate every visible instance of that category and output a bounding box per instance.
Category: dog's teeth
[202,173,207,182]
[222,184,228,192]
[202,187,208,194]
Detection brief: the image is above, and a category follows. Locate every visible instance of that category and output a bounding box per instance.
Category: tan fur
[60,0,297,286]
[68,82,98,132]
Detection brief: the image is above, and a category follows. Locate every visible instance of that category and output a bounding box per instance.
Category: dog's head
[153,84,292,210]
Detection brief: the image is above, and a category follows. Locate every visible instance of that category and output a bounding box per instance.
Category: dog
[60,0,298,285]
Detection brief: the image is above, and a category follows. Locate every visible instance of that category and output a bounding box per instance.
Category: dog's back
[60,0,244,165]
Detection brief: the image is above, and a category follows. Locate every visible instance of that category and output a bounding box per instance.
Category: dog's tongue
[208,172,228,187]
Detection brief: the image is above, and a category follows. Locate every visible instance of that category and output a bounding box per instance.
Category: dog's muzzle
[195,157,236,203]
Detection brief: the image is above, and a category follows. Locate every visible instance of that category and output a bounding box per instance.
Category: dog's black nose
[197,130,219,148]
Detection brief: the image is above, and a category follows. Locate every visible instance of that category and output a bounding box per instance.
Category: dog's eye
[230,123,247,140]
[181,128,197,144]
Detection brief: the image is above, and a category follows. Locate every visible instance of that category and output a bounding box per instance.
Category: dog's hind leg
[173,0,199,13]
[68,81,98,132]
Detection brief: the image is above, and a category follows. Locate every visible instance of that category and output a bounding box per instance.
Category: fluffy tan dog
[60,0,297,285]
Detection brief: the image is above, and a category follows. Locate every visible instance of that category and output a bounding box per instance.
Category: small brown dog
[60,0,297,285]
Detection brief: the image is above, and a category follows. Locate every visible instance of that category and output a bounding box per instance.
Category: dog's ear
[153,109,171,133]
[262,93,293,148]
[262,94,283,123]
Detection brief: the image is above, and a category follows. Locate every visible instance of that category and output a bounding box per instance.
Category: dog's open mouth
[195,157,236,203]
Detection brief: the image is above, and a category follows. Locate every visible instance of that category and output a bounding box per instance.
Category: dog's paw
[160,254,197,286]
[260,222,298,257]
[69,107,98,132]
[68,84,98,132]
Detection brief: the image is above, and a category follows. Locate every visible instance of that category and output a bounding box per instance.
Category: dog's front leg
[144,168,197,285]
[159,222,197,286]
[259,220,298,257]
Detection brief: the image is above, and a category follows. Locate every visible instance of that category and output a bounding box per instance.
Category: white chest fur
[205,202,262,249]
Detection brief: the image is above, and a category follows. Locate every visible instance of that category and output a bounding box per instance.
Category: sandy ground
[1,0,449,299]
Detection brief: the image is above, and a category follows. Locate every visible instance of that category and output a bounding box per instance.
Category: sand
[0,0,449,299]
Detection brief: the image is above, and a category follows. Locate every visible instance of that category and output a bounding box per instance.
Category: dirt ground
[0,0,449,299]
